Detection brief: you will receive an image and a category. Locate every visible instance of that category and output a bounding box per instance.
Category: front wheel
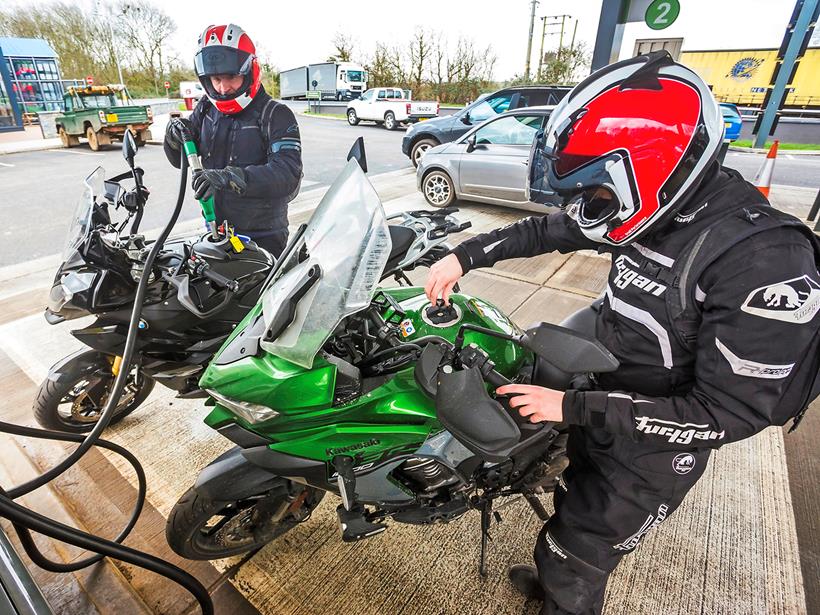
[411,138,438,168]
[384,111,397,131]
[166,483,324,560]
[347,109,360,126]
[33,351,155,433]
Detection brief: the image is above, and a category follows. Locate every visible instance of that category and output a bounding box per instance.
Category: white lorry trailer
[279,62,367,100]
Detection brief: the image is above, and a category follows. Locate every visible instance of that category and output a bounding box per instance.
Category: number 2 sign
[645,0,680,30]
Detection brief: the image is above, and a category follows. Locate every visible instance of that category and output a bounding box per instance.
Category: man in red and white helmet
[426,51,820,614]
[164,24,302,257]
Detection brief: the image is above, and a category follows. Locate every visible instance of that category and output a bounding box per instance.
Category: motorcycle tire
[33,350,155,433]
[166,484,324,560]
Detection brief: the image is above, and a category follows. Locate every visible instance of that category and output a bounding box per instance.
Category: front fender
[193,445,328,501]
[46,349,109,384]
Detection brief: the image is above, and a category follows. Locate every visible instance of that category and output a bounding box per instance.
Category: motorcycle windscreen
[64,166,104,259]
[260,158,392,368]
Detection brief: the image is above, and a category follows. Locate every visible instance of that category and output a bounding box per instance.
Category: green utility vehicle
[55,85,153,151]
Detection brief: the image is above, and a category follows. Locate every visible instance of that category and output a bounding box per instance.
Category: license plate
[415,106,434,114]
[417,117,428,122]
[106,113,119,122]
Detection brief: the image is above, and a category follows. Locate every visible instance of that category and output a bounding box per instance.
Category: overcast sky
[16,0,809,79]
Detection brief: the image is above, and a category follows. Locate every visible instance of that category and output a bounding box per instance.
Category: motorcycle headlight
[48,271,97,313]
[206,389,279,424]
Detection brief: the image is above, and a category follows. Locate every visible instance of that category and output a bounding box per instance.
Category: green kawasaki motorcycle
[165,149,618,574]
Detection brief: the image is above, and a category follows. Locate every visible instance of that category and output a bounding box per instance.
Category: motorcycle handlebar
[201,267,239,293]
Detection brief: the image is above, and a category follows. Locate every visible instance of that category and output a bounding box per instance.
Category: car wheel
[58,126,79,148]
[384,111,397,131]
[411,138,438,168]
[86,126,100,151]
[422,170,456,208]
[347,109,359,126]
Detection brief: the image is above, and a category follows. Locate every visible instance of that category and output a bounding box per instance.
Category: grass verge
[733,140,819,150]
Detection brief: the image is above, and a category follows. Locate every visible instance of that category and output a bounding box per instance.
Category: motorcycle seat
[385,225,417,272]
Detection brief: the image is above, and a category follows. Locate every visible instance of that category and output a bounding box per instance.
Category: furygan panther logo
[741,275,820,324]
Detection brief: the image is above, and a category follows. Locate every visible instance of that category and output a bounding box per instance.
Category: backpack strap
[257,97,278,153]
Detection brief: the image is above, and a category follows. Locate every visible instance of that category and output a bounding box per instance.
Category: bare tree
[408,28,432,94]
[114,0,177,96]
[327,32,355,63]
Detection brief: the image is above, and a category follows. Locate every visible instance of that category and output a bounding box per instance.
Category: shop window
[41,81,62,101]
[13,81,41,102]
[36,60,59,80]
[0,78,15,127]
[12,58,37,81]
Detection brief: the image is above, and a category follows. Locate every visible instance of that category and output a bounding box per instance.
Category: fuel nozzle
[182,139,219,240]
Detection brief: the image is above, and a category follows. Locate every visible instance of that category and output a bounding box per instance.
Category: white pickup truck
[346,87,439,130]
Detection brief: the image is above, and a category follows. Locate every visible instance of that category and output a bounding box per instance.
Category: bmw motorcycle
[165,154,619,575]
[34,143,274,432]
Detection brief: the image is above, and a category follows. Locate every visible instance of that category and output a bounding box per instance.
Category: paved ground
[0,113,411,267]
[0,170,815,615]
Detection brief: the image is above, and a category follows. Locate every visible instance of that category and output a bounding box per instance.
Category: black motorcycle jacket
[452,164,820,450]
[164,86,303,240]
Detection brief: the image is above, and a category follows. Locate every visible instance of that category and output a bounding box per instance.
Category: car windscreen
[79,95,118,109]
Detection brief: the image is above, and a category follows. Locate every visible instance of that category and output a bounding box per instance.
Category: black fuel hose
[0,149,214,614]
[0,493,213,615]
[0,422,146,572]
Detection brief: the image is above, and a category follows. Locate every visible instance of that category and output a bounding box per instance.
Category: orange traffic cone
[753,140,779,198]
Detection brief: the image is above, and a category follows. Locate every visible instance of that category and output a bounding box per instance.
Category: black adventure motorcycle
[34,144,275,432]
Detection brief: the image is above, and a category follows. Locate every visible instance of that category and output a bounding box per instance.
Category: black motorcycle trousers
[532,426,711,614]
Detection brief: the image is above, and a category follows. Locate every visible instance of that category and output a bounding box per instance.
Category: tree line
[329,30,498,105]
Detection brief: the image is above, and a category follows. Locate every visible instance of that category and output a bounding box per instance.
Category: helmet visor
[195,47,252,78]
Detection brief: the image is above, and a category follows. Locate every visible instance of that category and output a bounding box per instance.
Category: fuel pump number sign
[645,0,680,30]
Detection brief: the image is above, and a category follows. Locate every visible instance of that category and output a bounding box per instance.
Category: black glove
[165,117,193,150]
[191,167,248,200]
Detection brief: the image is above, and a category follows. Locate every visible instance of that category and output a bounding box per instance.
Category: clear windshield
[260,158,392,368]
[63,167,104,259]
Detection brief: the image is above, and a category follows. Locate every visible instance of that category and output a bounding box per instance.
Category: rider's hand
[192,167,248,200]
[425,253,463,304]
[496,384,564,423]
[165,117,193,150]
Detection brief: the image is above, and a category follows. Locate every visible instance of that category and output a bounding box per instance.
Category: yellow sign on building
[680,48,820,107]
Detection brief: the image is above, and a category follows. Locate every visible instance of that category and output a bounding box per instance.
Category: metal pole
[525,0,539,80]
[110,21,125,87]
[558,15,567,52]
[537,17,547,78]
[753,0,819,148]
[808,187,820,222]
[570,18,579,52]
[591,0,627,72]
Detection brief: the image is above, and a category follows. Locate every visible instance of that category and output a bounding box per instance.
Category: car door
[356,89,375,119]
[457,114,546,204]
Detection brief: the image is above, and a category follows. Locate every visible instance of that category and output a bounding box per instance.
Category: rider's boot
[508,563,545,601]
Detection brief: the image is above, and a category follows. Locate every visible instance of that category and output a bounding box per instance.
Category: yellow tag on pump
[229,235,245,253]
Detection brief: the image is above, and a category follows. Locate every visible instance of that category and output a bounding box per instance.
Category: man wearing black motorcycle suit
[164,24,302,257]
[425,51,820,614]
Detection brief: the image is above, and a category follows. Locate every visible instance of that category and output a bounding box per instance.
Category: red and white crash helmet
[528,51,723,245]
[195,24,261,115]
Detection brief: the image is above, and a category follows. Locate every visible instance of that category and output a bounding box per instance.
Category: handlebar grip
[485,369,511,388]
[202,267,238,292]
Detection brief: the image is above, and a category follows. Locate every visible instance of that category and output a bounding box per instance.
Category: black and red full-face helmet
[528,51,723,245]
[195,24,261,115]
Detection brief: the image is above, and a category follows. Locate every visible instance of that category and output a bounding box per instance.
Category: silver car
[416,106,554,209]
